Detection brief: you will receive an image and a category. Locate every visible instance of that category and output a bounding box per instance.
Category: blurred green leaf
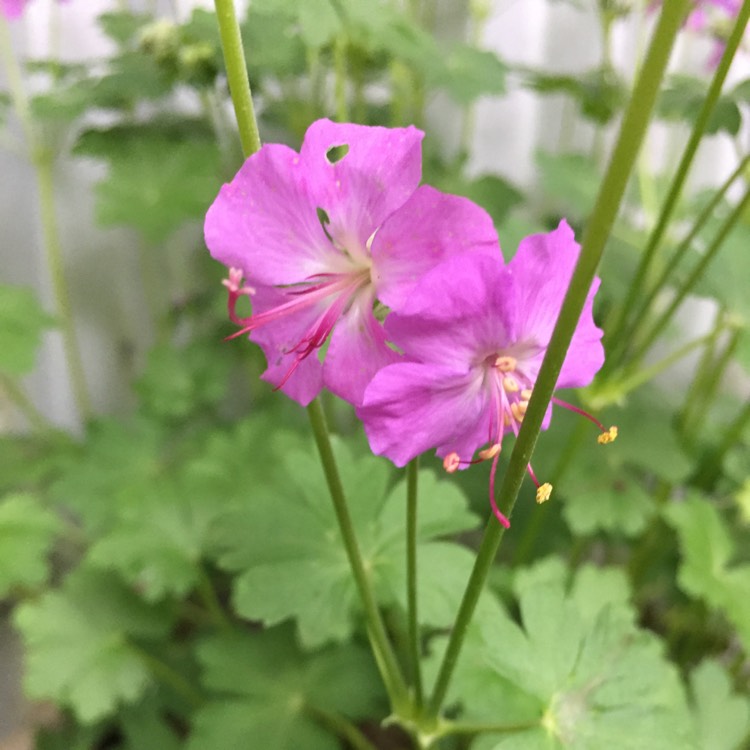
[217,439,479,647]
[536,151,600,222]
[98,11,153,47]
[0,493,60,597]
[188,625,382,750]
[658,75,741,136]
[665,494,750,654]
[0,284,52,377]
[433,44,506,104]
[689,660,750,750]
[14,567,174,723]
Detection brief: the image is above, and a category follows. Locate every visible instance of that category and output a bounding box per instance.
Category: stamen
[597,425,618,444]
[487,452,510,528]
[443,453,461,473]
[536,483,553,504]
[478,443,501,460]
[521,388,532,400]
[510,402,525,422]
[502,376,519,393]
[494,355,517,372]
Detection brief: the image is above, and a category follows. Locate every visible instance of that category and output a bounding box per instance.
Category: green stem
[1,20,92,422]
[195,566,230,630]
[306,399,409,710]
[304,705,378,750]
[606,0,750,357]
[0,374,53,432]
[618,153,750,358]
[406,457,422,709]
[35,153,93,422]
[425,0,689,719]
[627,187,750,368]
[438,719,540,737]
[213,0,261,159]
[132,644,204,708]
[333,34,348,122]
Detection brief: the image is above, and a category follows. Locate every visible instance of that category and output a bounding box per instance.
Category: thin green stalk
[693,398,750,490]
[1,21,92,422]
[627,187,750,368]
[196,566,231,630]
[607,0,750,355]
[406,458,423,709]
[305,705,378,750]
[438,719,540,737]
[131,644,204,708]
[36,153,93,421]
[333,34,348,122]
[426,0,690,719]
[307,399,409,710]
[213,0,261,159]
[618,154,750,358]
[0,374,53,432]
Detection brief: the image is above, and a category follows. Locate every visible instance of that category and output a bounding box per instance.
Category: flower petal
[370,185,500,310]
[323,295,401,407]
[384,253,514,369]
[506,219,603,387]
[358,363,489,467]
[204,143,347,287]
[248,286,325,406]
[300,120,424,259]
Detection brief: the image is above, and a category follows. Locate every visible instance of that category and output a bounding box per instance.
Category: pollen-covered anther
[502,376,519,393]
[494,355,517,372]
[479,443,501,461]
[510,402,525,422]
[521,388,532,400]
[597,425,618,445]
[536,483,553,504]
[443,452,461,473]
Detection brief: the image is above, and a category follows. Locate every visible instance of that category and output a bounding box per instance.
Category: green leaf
[74,123,220,244]
[188,625,382,750]
[433,44,506,104]
[689,660,750,750]
[0,284,53,377]
[98,11,153,47]
[536,151,600,222]
[434,566,694,749]
[658,75,741,136]
[14,567,174,723]
[665,494,750,653]
[134,341,231,420]
[0,493,60,597]
[217,439,479,647]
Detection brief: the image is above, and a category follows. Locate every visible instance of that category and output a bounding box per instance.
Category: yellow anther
[521,389,532,400]
[510,402,525,422]
[597,425,618,445]
[536,483,553,504]
[517,400,528,414]
[502,376,519,393]
[443,452,461,473]
[479,443,502,460]
[494,355,517,372]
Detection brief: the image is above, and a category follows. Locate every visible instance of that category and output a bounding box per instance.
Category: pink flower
[357,221,608,527]
[205,119,498,406]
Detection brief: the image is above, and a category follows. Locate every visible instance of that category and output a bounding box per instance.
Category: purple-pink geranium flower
[1,0,68,20]
[358,220,611,527]
[205,119,498,406]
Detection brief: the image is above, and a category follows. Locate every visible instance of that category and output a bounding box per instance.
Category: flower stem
[333,34,349,122]
[425,0,690,719]
[0,374,53,432]
[627,186,750,368]
[306,399,409,710]
[195,566,231,630]
[304,705,378,750]
[606,0,750,357]
[406,457,423,709]
[213,0,261,159]
[131,643,204,708]
[616,153,750,360]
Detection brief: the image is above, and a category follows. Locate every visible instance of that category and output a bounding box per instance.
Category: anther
[597,425,618,445]
[443,452,461,473]
[494,355,517,372]
[502,376,519,393]
[521,388,532,400]
[536,483,553,504]
[479,443,501,460]
[510,402,525,422]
